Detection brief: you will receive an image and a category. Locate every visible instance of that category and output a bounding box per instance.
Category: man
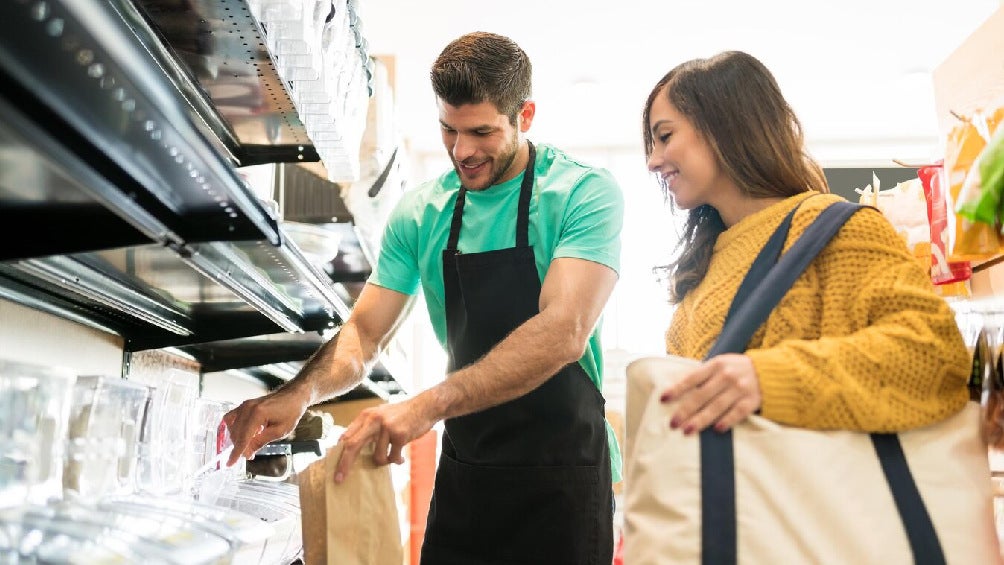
[224,31,623,564]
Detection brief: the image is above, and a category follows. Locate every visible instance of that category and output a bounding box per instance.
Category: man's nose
[452,134,476,162]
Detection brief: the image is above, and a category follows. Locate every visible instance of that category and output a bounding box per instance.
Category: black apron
[420,143,614,565]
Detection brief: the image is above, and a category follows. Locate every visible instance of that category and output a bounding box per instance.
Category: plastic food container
[64,375,151,499]
[136,370,198,495]
[0,359,75,508]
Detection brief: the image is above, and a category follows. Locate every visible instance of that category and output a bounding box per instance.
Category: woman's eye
[658,133,671,143]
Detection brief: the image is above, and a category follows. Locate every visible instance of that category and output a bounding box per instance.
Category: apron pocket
[425,452,603,565]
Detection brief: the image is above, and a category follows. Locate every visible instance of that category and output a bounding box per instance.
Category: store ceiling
[357,0,1000,165]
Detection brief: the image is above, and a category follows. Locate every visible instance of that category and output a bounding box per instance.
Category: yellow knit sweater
[666,192,969,432]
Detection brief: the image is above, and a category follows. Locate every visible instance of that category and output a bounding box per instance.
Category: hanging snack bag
[945,116,1000,260]
[919,162,972,285]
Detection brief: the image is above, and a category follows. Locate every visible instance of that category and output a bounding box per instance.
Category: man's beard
[456,133,521,190]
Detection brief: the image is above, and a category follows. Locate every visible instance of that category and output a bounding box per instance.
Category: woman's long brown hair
[642,51,828,303]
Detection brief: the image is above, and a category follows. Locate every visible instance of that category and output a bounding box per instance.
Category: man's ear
[518,100,536,132]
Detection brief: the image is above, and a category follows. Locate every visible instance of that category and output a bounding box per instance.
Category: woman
[642,50,969,435]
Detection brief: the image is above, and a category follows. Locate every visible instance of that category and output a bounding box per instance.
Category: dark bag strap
[698,200,946,565]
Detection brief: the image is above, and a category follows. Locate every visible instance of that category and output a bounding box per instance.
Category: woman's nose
[646,152,661,172]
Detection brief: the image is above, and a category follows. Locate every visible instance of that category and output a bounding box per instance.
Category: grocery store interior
[2,0,1004,563]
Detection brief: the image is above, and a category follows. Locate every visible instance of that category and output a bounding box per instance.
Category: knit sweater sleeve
[746,207,970,432]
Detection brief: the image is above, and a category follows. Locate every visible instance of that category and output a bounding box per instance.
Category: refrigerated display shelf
[0,0,353,354]
[0,0,280,245]
[0,0,405,394]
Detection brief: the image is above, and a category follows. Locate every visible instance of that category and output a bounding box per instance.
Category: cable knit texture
[666,191,970,432]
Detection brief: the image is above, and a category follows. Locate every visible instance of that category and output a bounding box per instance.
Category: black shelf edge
[124,312,293,351]
[240,145,321,166]
[180,337,321,373]
[0,0,281,245]
[0,88,183,260]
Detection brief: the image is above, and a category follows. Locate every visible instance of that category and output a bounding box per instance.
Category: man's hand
[222,387,311,466]
[333,394,439,483]
[659,353,762,434]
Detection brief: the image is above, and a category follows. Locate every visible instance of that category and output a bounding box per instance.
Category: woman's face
[646,87,729,210]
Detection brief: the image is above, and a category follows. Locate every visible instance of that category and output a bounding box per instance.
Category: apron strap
[446,187,467,251]
[515,142,536,248]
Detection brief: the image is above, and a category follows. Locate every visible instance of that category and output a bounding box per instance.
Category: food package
[945,114,1002,260]
[956,125,1004,231]
[918,162,972,286]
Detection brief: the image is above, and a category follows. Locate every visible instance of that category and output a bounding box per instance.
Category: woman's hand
[659,353,763,434]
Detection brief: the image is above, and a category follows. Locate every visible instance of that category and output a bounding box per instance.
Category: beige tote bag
[624,202,999,564]
[623,356,999,565]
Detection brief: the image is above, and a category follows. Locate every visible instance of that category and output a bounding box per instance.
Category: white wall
[0,298,123,376]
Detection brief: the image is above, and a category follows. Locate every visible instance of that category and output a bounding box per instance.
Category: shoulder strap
[700,200,864,565]
[707,200,863,358]
[721,194,817,329]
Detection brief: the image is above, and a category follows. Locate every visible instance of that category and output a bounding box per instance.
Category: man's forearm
[421,310,585,421]
[282,326,376,405]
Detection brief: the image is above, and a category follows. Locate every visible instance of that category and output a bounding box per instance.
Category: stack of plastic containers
[0,358,306,564]
[250,0,373,181]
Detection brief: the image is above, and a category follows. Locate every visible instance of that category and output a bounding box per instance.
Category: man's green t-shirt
[369,143,624,481]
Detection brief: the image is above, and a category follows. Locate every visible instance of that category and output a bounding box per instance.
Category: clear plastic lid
[4,502,231,565]
[210,491,301,564]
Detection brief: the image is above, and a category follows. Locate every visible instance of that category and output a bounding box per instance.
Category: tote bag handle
[698,200,946,565]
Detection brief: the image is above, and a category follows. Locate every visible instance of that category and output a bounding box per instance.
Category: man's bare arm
[224,283,412,464]
[285,283,414,405]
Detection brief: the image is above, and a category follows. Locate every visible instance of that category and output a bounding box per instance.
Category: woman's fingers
[677,386,743,434]
[662,354,763,434]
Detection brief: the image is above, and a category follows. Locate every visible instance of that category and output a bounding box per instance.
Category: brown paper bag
[298,443,403,565]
